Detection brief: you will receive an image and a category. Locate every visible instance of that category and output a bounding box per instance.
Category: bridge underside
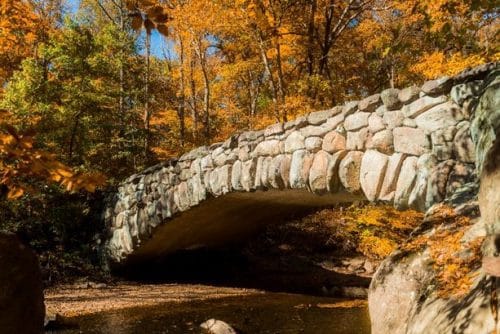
[124,189,364,265]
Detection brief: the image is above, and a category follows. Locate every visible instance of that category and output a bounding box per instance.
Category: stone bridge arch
[104,63,498,265]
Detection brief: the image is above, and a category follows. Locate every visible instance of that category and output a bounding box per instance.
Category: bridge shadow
[113,189,374,296]
[115,246,371,297]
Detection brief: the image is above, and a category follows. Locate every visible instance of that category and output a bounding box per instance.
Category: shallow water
[47,292,371,334]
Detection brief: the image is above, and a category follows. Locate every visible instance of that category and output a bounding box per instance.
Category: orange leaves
[0,117,106,200]
[411,51,487,79]
[403,205,484,298]
[0,0,42,84]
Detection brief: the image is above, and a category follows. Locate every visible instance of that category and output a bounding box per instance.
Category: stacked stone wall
[105,62,498,263]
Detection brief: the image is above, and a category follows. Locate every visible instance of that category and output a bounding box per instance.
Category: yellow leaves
[402,205,484,298]
[411,51,486,79]
[359,231,397,260]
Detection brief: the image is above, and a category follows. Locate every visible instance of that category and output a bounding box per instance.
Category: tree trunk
[144,29,151,158]
[195,38,210,143]
[257,32,280,122]
[177,37,186,147]
[307,0,317,76]
[275,41,287,122]
[189,57,198,143]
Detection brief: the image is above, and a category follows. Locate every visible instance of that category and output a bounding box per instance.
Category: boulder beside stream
[368,65,500,333]
[0,233,45,333]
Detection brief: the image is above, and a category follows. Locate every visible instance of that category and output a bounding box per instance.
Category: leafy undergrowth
[0,188,110,286]
[403,204,483,298]
[245,203,423,262]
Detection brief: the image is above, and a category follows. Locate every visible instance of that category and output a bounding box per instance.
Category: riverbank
[44,283,369,334]
[45,282,264,318]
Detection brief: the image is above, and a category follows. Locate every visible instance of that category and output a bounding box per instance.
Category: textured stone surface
[253,140,281,156]
[393,127,430,156]
[450,81,483,106]
[346,128,369,151]
[366,130,394,155]
[339,151,364,193]
[284,131,305,153]
[369,65,499,334]
[408,153,437,211]
[453,121,475,163]
[368,114,385,133]
[344,112,370,131]
[360,150,389,201]
[309,150,332,194]
[398,85,420,103]
[322,131,346,153]
[415,101,464,133]
[381,88,401,110]
[402,95,448,118]
[379,153,406,202]
[308,108,337,125]
[358,94,381,112]
[289,150,310,189]
[394,156,418,209]
[200,319,237,334]
[383,110,405,129]
[421,76,453,95]
[305,136,323,152]
[104,63,494,266]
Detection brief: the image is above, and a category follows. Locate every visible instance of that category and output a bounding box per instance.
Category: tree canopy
[0,0,497,195]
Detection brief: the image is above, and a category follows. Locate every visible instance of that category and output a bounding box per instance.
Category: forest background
[0,0,497,282]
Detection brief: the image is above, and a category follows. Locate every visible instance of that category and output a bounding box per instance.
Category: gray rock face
[0,233,45,334]
[368,114,386,133]
[358,94,381,112]
[284,131,305,153]
[453,122,475,163]
[346,128,369,150]
[381,88,402,110]
[398,85,420,103]
[379,153,406,202]
[308,108,339,125]
[421,76,453,95]
[415,101,464,133]
[369,65,500,334]
[394,156,418,209]
[345,112,370,131]
[451,81,483,106]
[383,110,405,129]
[402,95,448,118]
[393,127,429,156]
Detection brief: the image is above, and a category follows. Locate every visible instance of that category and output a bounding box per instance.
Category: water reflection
[47,293,370,334]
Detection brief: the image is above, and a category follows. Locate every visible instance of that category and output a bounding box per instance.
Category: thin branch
[95,0,118,25]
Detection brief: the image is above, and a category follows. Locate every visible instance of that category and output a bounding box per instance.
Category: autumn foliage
[0,0,497,193]
[0,110,105,199]
[403,204,484,298]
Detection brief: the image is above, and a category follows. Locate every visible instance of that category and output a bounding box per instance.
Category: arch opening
[114,194,422,297]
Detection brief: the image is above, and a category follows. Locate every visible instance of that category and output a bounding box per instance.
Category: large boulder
[0,233,45,333]
[369,65,500,334]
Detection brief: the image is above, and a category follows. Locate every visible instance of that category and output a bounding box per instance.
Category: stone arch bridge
[104,63,498,265]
